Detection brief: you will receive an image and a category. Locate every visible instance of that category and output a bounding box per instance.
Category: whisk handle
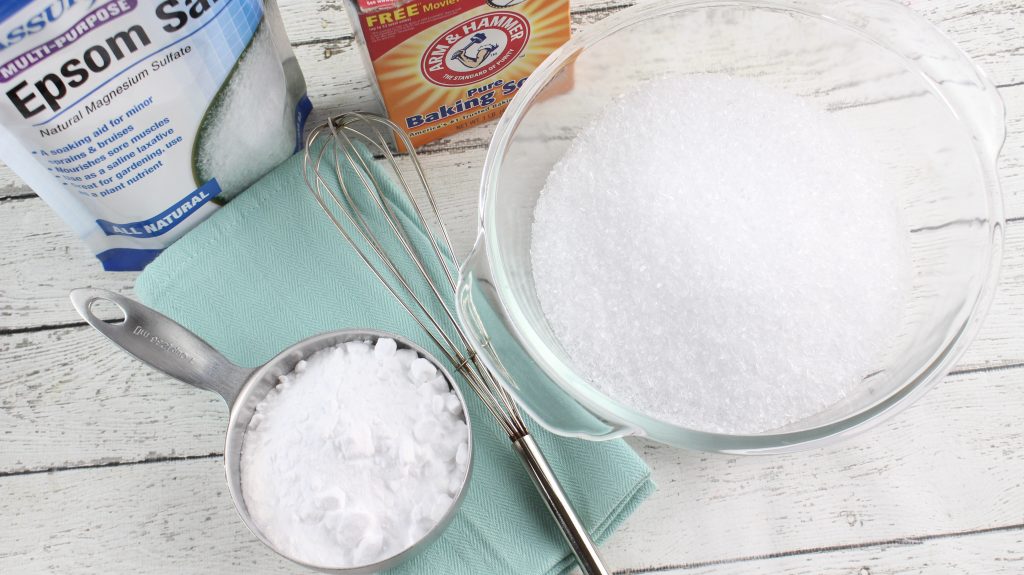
[513,434,611,575]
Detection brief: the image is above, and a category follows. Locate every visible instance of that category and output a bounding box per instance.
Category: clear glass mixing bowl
[456,0,1005,453]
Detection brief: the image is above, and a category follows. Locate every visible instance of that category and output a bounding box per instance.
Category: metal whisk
[302,112,609,575]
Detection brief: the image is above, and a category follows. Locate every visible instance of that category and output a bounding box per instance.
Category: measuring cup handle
[70,288,251,405]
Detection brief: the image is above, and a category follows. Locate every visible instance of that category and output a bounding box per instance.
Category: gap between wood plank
[0,217,1021,340]
[1,72,1019,203]
[5,208,1021,332]
[949,360,1024,376]
[613,521,1024,574]
[2,451,1022,574]
[1,360,1022,479]
[0,453,220,479]
[0,321,87,336]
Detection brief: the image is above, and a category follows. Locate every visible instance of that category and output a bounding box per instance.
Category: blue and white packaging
[0,0,311,270]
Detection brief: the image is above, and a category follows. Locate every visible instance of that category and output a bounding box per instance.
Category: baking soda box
[345,0,571,148]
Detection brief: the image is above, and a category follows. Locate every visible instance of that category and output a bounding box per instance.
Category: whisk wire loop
[305,120,524,438]
[335,122,464,334]
[345,113,464,294]
[303,113,608,575]
[305,131,460,371]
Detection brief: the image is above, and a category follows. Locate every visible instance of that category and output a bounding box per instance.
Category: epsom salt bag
[0,0,311,270]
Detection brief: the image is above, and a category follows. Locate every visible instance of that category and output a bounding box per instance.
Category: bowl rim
[477,0,1007,453]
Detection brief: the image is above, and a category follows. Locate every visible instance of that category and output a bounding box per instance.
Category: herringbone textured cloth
[135,147,654,574]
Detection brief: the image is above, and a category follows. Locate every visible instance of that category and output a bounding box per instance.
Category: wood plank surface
[2,6,1024,329]
[2,81,1023,331]
[0,0,1022,199]
[0,219,1009,472]
[2,0,1024,573]
[2,366,1022,573]
[645,528,1024,574]
[3,242,1024,474]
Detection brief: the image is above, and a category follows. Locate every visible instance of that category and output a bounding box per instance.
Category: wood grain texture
[2,0,1023,326]
[612,368,1024,569]
[2,0,1024,573]
[0,213,1008,472]
[1,81,1022,331]
[0,0,1022,198]
[631,527,1024,574]
[1,367,1023,573]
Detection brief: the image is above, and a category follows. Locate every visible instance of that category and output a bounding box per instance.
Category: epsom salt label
[0,0,311,270]
[344,0,569,148]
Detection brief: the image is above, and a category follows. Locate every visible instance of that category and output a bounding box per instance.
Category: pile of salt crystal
[195,23,298,199]
[531,74,911,435]
[240,338,469,567]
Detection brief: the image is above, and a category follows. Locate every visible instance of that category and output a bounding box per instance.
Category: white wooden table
[2,1,1023,573]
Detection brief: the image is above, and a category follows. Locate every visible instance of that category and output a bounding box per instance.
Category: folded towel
[135,144,654,574]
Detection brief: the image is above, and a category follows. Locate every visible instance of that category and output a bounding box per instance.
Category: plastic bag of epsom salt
[0,0,311,270]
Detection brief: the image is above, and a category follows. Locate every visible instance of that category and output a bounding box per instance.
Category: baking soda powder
[240,338,470,567]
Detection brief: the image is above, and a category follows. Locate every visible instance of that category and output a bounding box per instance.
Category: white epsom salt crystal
[531,74,911,435]
[240,338,468,568]
[194,23,297,199]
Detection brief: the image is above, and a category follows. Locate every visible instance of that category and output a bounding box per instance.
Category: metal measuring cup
[70,288,473,573]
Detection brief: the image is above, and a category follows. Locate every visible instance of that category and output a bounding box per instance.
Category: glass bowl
[456,0,1005,453]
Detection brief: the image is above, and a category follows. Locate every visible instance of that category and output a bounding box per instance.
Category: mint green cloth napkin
[135,147,654,574]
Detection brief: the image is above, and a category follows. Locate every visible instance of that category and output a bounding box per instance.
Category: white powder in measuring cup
[240,338,470,568]
[531,74,911,435]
